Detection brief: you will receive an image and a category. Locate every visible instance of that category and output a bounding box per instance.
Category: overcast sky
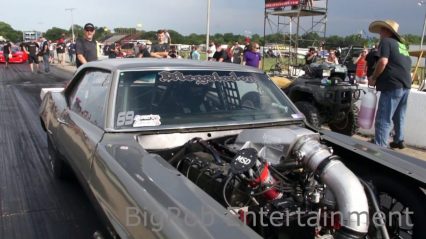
[2,0,425,37]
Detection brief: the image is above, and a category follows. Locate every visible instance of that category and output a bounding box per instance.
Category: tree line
[0,21,422,49]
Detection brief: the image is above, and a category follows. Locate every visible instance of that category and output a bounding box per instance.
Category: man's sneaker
[390,140,405,149]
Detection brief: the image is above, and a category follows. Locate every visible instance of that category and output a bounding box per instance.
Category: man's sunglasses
[85,28,95,32]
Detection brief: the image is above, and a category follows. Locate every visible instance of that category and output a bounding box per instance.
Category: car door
[57,68,112,182]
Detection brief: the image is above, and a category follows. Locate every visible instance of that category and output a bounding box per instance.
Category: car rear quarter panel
[40,92,67,136]
[40,91,70,163]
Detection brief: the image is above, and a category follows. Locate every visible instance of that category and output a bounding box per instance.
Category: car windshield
[12,46,20,52]
[114,70,298,129]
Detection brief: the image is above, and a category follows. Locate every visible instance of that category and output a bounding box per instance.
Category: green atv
[277,63,361,136]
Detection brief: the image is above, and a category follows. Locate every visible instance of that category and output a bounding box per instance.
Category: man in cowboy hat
[368,19,411,149]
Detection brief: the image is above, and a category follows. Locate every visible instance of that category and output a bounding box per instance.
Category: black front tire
[328,106,358,136]
[294,101,321,128]
[365,174,426,239]
[48,137,71,180]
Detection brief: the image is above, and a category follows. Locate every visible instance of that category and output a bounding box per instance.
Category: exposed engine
[155,126,369,239]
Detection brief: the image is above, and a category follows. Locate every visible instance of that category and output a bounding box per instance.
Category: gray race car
[39,59,426,239]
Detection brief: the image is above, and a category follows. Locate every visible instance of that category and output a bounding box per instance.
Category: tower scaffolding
[264,0,329,76]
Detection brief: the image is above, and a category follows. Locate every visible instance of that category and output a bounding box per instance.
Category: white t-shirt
[208,45,216,58]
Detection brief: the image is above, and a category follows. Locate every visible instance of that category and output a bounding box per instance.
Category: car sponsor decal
[158,71,256,85]
[291,113,304,119]
[133,114,161,127]
[117,111,135,126]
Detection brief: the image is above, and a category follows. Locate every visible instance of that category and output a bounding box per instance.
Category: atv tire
[294,101,321,129]
[329,106,358,136]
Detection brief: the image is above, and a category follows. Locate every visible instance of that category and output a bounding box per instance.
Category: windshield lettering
[158,71,256,85]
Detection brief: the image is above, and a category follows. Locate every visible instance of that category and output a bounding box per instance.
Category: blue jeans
[69,53,74,64]
[374,88,410,147]
[43,54,50,72]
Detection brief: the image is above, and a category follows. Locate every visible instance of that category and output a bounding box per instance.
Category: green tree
[167,29,184,44]
[44,27,68,41]
[141,31,157,42]
[114,27,137,35]
[0,21,22,42]
[326,35,344,48]
[68,24,83,39]
[402,34,421,45]
[223,33,235,44]
[94,27,112,41]
[299,32,321,48]
[252,34,263,45]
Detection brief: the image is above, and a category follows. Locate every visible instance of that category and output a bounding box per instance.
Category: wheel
[294,101,321,128]
[366,174,426,239]
[328,105,358,136]
[47,137,71,180]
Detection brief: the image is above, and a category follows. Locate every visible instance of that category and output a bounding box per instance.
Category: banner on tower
[265,0,300,9]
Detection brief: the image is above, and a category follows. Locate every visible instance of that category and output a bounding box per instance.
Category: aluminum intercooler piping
[292,136,369,239]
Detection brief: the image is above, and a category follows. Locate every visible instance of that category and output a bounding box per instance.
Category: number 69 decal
[116,111,134,126]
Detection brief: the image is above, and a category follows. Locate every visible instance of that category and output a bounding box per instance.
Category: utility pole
[418,1,426,49]
[65,8,76,42]
[206,0,211,61]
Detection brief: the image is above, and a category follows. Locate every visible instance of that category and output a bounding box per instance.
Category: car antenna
[342,45,353,65]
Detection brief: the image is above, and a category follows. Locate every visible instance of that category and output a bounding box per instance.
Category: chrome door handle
[57,117,69,126]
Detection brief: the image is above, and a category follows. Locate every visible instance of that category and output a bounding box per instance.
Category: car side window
[68,70,111,127]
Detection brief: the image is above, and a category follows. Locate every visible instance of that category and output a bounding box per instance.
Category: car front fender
[320,129,426,187]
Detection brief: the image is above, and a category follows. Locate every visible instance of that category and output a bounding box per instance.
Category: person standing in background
[232,41,244,64]
[354,49,368,84]
[23,40,41,73]
[207,41,216,61]
[75,23,98,68]
[365,44,379,79]
[39,38,50,73]
[56,39,66,66]
[150,29,170,58]
[67,41,76,65]
[212,42,230,62]
[136,42,151,58]
[3,41,12,68]
[368,19,412,149]
[191,45,200,60]
[305,47,318,65]
[325,50,339,64]
[243,42,262,69]
[48,40,55,63]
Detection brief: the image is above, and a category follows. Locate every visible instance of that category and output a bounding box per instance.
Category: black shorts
[28,55,39,64]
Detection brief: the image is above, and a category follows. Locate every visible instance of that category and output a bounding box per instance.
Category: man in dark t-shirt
[368,19,411,149]
[365,44,379,77]
[56,40,66,66]
[3,41,12,68]
[76,23,98,68]
[24,41,41,73]
[137,43,151,58]
[150,29,170,58]
[212,42,230,62]
[305,48,318,65]
[232,42,244,64]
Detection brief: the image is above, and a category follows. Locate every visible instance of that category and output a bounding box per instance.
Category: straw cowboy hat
[368,19,403,42]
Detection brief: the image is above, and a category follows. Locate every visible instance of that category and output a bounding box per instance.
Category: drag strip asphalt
[0,64,109,239]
